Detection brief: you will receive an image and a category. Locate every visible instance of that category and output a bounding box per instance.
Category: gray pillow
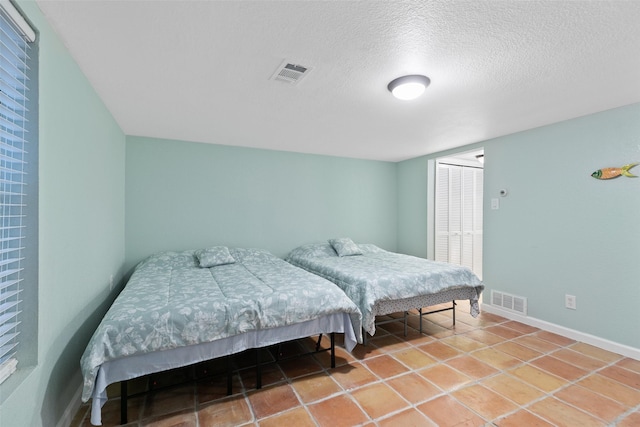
[328,238,363,257]
[195,246,236,268]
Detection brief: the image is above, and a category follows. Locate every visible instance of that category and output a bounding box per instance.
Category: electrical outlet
[565,294,576,310]
[491,198,500,210]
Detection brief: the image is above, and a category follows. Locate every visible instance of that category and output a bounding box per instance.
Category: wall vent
[491,290,527,315]
[271,60,311,85]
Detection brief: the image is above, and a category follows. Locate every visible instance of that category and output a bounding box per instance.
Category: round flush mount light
[387,74,431,100]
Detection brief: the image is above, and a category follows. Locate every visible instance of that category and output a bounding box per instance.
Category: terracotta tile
[555,384,627,423]
[393,347,437,370]
[470,347,522,370]
[502,320,539,334]
[142,410,197,427]
[418,341,462,361]
[351,382,409,419]
[330,361,377,390]
[570,342,623,363]
[350,342,384,360]
[534,330,575,347]
[277,356,323,379]
[418,395,486,426]
[508,365,567,393]
[494,409,554,427]
[617,411,640,427]
[370,333,411,353]
[419,363,473,391]
[494,341,542,361]
[386,372,441,404]
[247,384,300,419]
[239,363,285,390]
[363,354,409,378]
[599,364,640,389]
[447,355,499,380]
[484,325,524,340]
[530,355,588,381]
[416,319,455,338]
[391,327,437,346]
[528,396,605,427]
[90,396,144,426]
[313,344,355,368]
[257,407,315,427]
[453,384,518,420]
[143,385,195,419]
[481,373,545,405]
[464,329,506,346]
[550,348,608,371]
[377,408,435,427]
[441,335,487,352]
[474,311,508,325]
[307,394,369,427]
[197,374,242,405]
[291,372,342,404]
[617,357,640,374]
[514,335,559,354]
[197,395,253,427]
[578,373,640,407]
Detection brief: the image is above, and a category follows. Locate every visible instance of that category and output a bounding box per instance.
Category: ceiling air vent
[271,60,311,85]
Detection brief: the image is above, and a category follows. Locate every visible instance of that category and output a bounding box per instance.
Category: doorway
[434,150,484,279]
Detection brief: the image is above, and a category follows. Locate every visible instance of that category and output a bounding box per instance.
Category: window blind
[0,2,32,384]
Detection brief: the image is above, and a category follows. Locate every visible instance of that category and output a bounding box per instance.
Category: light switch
[491,198,500,210]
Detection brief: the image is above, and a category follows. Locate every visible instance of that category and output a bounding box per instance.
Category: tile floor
[71,301,640,426]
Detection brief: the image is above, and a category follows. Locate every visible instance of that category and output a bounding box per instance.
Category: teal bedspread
[286,243,484,334]
[81,247,362,402]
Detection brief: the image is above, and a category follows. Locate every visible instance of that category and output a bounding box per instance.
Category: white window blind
[0,1,33,384]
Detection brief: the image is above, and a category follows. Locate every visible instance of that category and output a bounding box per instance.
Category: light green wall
[397,156,429,257]
[398,103,640,350]
[125,136,397,271]
[0,2,126,426]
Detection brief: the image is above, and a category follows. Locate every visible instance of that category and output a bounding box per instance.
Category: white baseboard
[481,303,640,361]
[57,382,83,427]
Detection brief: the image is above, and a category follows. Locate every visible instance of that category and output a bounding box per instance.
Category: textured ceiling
[36,0,640,162]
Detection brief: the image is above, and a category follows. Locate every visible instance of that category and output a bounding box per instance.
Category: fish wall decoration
[591,163,638,180]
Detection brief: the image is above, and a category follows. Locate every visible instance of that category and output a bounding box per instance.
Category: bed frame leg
[256,348,262,389]
[362,328,367,346]
[330,333,336,368]
[226,355,233,395]
[452,300,457,325]
[403,311,408,337]
[419,308,423,334]
[120,380,128,425]
[316,334,323,352]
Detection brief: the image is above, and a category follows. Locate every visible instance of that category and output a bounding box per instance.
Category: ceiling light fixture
[387,75,430,100]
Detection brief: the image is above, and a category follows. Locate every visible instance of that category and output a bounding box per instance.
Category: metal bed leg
[120,380,128,425]
[316,334,323,352]
[403,311,408,337]
[362,328,367,346]
[226,355,233,395]
[419,307,423,334]
[453,300,457,325]
[330,333,336,368]
[256,348,262,389]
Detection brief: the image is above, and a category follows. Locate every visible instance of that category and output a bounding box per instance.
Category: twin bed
[81,240,483,425]
[286,238,484,339]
